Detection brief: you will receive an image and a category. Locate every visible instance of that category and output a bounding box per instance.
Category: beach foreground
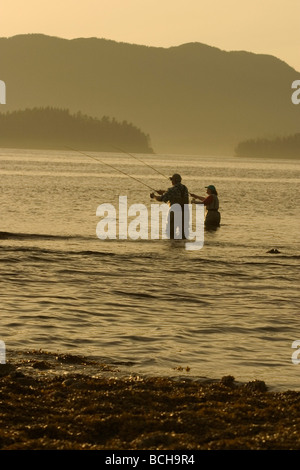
[1,350,300,450]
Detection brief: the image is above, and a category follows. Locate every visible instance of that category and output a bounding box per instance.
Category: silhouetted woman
[190,185,221,228]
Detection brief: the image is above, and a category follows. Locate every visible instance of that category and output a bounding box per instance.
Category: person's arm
[150,193,163,201]
[150,189,166,201]
[190,193,206,201]
[202,195,213,206]
[191,195,214,205]
[152,187,173,203]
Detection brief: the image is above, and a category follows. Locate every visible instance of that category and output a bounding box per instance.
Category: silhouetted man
[150,173,189,239]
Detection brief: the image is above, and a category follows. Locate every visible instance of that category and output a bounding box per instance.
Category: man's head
[169,173,182,185]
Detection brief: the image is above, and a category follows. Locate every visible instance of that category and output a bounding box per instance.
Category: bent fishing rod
[112,145,193,197]
[65,146,158,193]
[111,145,169,181]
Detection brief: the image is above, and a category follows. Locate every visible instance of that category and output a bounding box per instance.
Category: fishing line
[111,145,193,197]
[65,146,158,192]
[111,145,169,181]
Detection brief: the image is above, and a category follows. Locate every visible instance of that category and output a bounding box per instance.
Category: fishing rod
[65,145,158,192]
[111,145,169,181]
[112,145,193,197]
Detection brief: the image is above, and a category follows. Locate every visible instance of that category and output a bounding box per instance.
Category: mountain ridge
[1,34,299,155]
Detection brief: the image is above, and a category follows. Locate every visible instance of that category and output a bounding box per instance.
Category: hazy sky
[2,0,300,71]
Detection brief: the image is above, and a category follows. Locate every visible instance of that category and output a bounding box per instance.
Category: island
[235,133,300,158]
[0,107,153,154]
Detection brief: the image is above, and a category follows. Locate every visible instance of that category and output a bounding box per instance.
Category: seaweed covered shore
[1,350,300,450]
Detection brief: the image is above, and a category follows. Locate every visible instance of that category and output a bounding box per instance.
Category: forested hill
[0,107,153,153]
[1,34,300,155]
[235,133,300,158]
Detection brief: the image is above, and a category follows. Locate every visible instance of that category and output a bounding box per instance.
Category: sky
[1,0,300,71]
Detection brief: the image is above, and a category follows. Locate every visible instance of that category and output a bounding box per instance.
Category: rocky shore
[1,350,300,450]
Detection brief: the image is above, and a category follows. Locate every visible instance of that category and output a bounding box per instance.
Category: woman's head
[206,185,218,196]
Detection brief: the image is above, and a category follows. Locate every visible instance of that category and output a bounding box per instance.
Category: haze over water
[0,148,299,391]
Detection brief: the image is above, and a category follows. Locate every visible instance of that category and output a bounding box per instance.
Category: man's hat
[169,173,182,183]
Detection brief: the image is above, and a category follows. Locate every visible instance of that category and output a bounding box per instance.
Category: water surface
[0,148,299,390]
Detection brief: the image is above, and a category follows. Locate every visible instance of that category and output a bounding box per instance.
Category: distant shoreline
[2,146,300,160]
[237,154,300,160]
[235,133,300,159]
[0,143,155,154]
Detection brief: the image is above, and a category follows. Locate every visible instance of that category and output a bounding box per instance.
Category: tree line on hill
[235,133,300,158]
[0,107,153,153]
[2,34,299,155]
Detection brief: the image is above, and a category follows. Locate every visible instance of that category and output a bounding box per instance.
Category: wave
[276,255,300,259]
[0,231,86,241]
[0,245,117,260]
[0,243,158,261]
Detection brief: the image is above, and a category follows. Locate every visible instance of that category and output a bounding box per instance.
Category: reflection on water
[0,149,299,391]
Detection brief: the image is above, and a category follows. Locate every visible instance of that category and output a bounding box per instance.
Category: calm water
[0,148,300,390]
